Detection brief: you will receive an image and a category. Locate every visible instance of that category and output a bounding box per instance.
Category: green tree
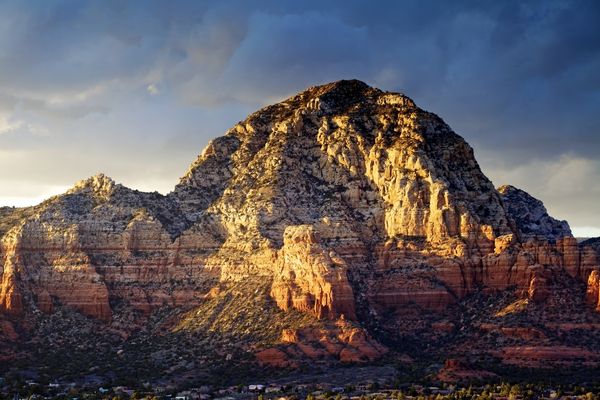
[510,384,521,396]
[499,383,511,396]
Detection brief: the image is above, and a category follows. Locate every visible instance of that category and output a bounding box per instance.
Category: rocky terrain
[1,80,599,386]
[497,185,572,241]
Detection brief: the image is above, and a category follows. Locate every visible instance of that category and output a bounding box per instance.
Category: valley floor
[1,370,600,400]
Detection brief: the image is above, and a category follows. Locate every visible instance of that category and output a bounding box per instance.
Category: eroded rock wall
[1,80,598,331]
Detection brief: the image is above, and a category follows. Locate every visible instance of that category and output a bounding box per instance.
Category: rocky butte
[1,80,599,383]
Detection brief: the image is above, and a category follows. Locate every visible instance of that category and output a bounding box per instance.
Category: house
[266,386,282,393]
[113,387,134,396]
[249,384,265,392]
[176,390,193,400]
[430,388,453,395]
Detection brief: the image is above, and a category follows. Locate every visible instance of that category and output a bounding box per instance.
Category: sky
[0,0,599,237]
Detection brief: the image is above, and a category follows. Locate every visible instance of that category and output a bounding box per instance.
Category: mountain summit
[174,79,511,249]
[1,81,599,384]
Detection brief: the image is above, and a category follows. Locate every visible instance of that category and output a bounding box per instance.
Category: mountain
[497,185,572,241]
[1,80,599,386]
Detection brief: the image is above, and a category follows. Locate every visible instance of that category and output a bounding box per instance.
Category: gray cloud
[0,0,598,234]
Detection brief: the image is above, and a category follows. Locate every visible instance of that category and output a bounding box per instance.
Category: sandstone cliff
[1,80,599,378]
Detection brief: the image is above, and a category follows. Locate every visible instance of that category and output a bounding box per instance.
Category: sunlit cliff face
[0,80,593,320]
[1,80,599,380]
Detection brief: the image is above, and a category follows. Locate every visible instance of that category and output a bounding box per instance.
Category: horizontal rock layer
[1,80,599,365]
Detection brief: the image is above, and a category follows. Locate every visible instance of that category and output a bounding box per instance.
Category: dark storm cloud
[0,0,598,233]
